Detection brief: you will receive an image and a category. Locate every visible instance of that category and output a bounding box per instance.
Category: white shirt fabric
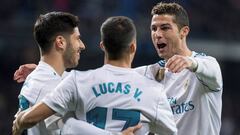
[135,51,223,135]
[43,64,177,135]
[20,61,64,135]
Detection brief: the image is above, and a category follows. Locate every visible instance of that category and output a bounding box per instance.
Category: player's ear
[180,26,190,39]
[129,39,136,54]
[99,41,105,52]
[55,35,67,51]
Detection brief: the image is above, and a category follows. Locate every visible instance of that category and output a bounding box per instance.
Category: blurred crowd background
[0,0,239,134]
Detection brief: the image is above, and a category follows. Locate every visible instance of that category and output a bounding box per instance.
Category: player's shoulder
[20,65,60,101]
[20,72,44,104]
[133,70,163,88]
[22,68,46,89]
[193,51,219,63]
[68,69,95,80]
[193,51,207,57]
[29,64,58,80]
[193,51,215,59]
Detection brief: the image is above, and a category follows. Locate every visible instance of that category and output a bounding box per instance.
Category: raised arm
[165,54,222,91]
[194,56,222,91]
[136,54,223,92]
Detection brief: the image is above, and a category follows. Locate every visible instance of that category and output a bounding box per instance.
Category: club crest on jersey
[92,82,142,102]
[168,97,194,115]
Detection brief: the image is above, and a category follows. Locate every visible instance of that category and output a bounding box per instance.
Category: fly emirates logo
[168,97,194,115]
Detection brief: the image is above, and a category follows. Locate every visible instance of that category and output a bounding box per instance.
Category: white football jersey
[20,61,64,135]
[43,64,177,135]
[135,51,223,135]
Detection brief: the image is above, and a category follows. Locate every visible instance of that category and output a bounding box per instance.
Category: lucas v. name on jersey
[92,82,143,102]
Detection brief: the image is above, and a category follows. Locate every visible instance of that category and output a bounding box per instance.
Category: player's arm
[12,102,55,135]
[166,54,222,91]
[193,56,222,91]
[62,118,142,135]
[13,102,141,135]
[166,55,196,73]
[13,64,37,83]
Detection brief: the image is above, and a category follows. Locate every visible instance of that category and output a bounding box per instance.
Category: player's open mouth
[157,43,167,49]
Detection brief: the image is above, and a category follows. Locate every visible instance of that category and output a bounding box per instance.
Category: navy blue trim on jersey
[158,60,166,67]
[194,52,207,57]
[19,95,29,110]
[18,95,29,135]
[196,75,221,92]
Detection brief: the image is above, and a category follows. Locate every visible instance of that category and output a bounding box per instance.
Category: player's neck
[178,43,192,57]
[104,52,133,68]
[41,53,66,76]
[105,59,131,68]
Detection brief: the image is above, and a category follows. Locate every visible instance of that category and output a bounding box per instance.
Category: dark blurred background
[0,0,239,134]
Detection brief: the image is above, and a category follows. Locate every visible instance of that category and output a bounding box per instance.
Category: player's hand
[13,64,37,83]
[166,55,197,73]
[12,111,25,135]
[12,119,22,135]
[122,123,142,135]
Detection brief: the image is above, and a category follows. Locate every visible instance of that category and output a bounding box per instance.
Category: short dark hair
[100,16,136,60]
[151,2,189,30]
[33,11,79,54]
